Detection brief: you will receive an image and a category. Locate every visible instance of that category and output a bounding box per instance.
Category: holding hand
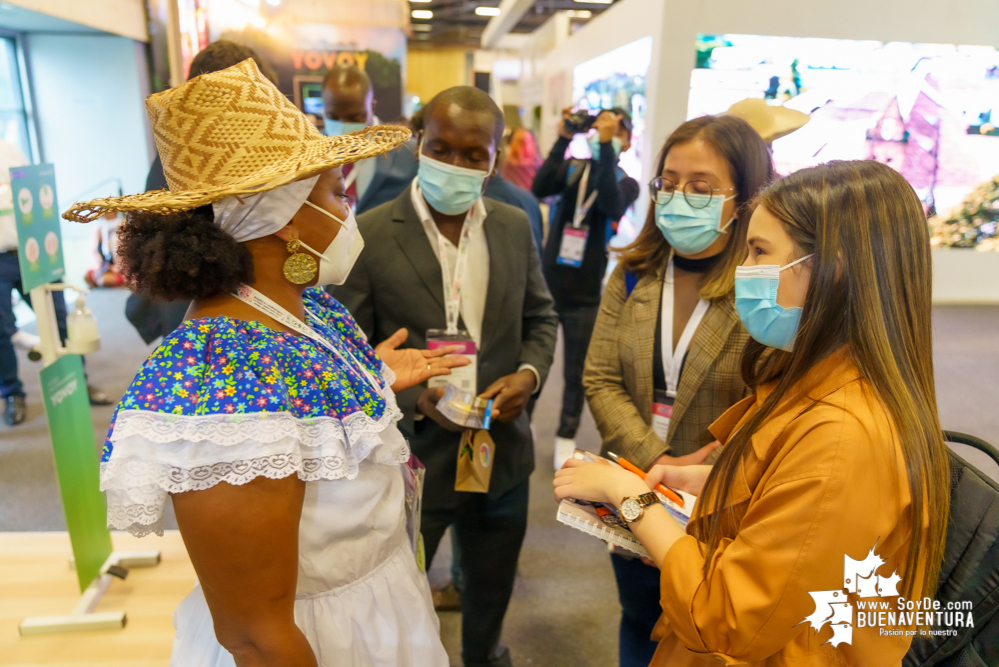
[375,327,471,392]
[477,369,536,423]
[593,111,622,144]
[415,386,464,432]
[553,459,651,507]
[644,463,712,497]
[652,440,719,468]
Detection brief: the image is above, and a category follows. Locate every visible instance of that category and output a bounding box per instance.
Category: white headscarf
[211,175,320,242]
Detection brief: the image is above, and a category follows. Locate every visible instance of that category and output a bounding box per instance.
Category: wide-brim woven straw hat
[63,58,410,223]
[725,98,810,143]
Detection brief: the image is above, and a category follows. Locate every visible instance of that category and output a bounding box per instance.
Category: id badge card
[426,329,477,393]
[557,225,589,267]
[651,388,674,442]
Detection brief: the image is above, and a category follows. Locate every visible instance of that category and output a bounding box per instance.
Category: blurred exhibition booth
[0,0,997,299]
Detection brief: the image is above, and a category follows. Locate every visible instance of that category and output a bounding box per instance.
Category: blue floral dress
[101,288,448,667]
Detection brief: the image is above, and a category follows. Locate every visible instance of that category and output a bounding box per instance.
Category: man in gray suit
[333,86,557,667]
[322,65,418,215]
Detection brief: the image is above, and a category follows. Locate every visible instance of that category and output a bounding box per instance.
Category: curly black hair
[116,205,253,301]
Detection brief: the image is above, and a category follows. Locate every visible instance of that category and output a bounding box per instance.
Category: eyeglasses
[648,177,736,209]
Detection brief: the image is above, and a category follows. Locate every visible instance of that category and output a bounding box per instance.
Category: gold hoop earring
[283,238,317,285]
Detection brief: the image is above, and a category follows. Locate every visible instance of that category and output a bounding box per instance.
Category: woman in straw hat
[65,59,459,667]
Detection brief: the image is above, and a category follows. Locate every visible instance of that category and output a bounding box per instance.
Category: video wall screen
[689,34,999,217]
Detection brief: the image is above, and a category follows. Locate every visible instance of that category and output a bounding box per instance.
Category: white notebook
[556,450,697,558]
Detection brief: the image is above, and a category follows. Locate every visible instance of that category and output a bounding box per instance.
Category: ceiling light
[409,0,431,3]
[574,0,612,3]
[475,6,501,15]
[413,23,432,31]
[411,9,433,18]
[565,9,592,18]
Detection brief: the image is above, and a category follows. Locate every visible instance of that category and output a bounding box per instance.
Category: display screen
[689,34,999,216]
[301,82,324,116]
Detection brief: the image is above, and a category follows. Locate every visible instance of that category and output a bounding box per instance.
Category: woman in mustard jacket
[555,160,950,666]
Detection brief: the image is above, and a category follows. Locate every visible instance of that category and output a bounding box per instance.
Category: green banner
[40,355,112,592]
[10,163,64,294]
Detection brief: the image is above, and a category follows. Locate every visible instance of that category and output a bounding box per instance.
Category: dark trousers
[554,301,600,439]
[611,552,663,667]
[423,479,529,667]
[0,251,68,399]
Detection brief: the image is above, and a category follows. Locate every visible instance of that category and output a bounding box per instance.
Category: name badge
[426,328,477,394]
[557,225,589,267]
[651,388,674,442]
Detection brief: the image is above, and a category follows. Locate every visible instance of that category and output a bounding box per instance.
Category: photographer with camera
[533,108,639,469]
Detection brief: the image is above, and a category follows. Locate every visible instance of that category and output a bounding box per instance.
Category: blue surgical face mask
[588,135,623,159]
[417,140,494,216]
[654,191,736,256]
[734,254,814,351]
[586,134,623,160]
[324,119,368,136]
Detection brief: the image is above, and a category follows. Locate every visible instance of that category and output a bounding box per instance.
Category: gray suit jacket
[331,189,558,510]
[355,138,419,215]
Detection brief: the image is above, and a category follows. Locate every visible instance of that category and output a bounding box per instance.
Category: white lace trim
[103,362,408,537]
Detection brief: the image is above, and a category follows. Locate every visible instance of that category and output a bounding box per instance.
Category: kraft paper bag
[455,429,495,493]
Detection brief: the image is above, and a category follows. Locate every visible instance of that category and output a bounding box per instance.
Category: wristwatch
[619,492,659,523]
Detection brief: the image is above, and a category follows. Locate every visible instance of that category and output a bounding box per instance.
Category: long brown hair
[617,115,774,299]
[694,160,949,600]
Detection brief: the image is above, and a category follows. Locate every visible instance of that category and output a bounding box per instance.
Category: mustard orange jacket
[652,348,928,667]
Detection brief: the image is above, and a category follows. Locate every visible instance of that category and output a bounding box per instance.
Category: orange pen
[606,451,685,508]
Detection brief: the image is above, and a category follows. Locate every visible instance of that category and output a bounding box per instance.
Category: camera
[564,110,597,134]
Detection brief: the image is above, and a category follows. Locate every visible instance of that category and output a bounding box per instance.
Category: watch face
[620,498,641,522]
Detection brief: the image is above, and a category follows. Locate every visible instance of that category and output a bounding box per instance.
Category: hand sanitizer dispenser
[66,294,100,354]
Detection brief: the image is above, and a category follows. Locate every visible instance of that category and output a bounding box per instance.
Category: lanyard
[660,255,710,397]
[435,218,474,335]
[232,284,385,396]
[572,162,598,229]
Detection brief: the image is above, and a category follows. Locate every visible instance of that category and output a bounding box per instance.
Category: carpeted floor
[1,289,997,666]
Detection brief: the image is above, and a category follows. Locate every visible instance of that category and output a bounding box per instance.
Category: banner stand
[9,164,160,636]
[19,550,162,635]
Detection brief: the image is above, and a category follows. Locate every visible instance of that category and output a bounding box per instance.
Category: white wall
[5,0,148,41]
[26,34,152,281]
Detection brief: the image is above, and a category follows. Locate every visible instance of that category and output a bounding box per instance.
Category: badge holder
[557,226,589,267]
[651,388,675,442]
[426,328,477,393]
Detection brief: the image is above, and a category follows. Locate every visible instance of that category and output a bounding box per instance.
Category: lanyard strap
[435,219,473,335]
[660,256,711,397]
[572,162,598,229]
[233,284,384,395]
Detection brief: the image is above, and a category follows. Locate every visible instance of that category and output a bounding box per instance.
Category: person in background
[532,107,639,470]
[84,211,123,288]
[556,159,950,666]
[485,135,544,256]
[582,115,773,666]
[501,127,542,193]
[0,139,111,426]
[322,65,418,215]
[334,85,558,667]
[130,40,277,345]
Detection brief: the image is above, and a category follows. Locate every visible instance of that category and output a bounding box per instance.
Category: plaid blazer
[584,262,749,470]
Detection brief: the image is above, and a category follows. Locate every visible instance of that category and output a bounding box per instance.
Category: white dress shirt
[410,179,539,392]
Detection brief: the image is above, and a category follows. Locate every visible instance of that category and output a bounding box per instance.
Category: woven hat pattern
[64,58,410,223]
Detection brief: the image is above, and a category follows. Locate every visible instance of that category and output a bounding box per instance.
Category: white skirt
[168,455,449,667]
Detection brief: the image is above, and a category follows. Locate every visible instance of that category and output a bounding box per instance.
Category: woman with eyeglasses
[558,159,948,665]
[580,115,774,666]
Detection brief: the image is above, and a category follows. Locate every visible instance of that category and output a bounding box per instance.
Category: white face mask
[297,200,364,285]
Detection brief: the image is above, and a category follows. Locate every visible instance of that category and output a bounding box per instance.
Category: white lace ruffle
[103,365,408,536]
